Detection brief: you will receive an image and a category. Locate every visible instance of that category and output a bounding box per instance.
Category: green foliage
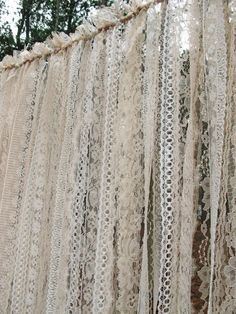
[0,22,15,59]
[0,0,113,60]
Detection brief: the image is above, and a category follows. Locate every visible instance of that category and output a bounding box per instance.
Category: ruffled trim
[0,0,160,70]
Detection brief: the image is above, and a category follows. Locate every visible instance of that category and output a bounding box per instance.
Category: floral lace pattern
[0,0,235,313]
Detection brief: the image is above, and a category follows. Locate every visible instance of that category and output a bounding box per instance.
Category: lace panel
[204,0,227,311]
[91,25,123,314]
[0,1,235,313]
[0,61,47,313]
[66,34,106,314]
[212,18,236,313]
[177,2,202,313]
[138,4,162,314]
[114,12,146,314]
[45,42,84,314]
[10,53,68,313]
[157,1,184,311]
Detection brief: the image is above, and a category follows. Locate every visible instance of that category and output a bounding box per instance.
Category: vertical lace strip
[204,1,227,312]
[66,35,102,313]
[138,4,162,313]
[0,61,45,313]
[46,42,84,314]
[177,1,201,312]
[10,53,67,313]
[114,12,146,313]
[158,0,182,312]
[91,25,123,313]
[212,16,236,313]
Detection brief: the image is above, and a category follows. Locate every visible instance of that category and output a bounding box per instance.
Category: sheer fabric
[0,0,235,313]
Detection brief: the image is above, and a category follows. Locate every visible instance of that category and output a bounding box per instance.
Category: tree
[0,0,113,60]
[0,0,15,60]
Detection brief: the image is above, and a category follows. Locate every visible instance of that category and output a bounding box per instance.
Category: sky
[3,0,19,36]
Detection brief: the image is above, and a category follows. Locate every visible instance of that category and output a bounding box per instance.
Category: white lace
[0,0,234,313]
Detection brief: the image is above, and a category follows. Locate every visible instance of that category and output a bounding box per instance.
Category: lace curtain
[0,0,235,313]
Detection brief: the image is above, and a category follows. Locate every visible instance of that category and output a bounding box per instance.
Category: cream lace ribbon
[0,0,235,313]
[203,1,227,312]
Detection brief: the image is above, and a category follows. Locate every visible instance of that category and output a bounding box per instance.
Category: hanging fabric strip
[204,0,227,312]
[92,26,122,314]
[115,12,146,313]
[0,60,46,313]
[212,11,236,312]
[66,35,102,313]
[10,52,67,313]
[45,42,84,314]
[138,4,162,314]
[177,1,201,312]
[0,0,235,312]
[158,0,182,312]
